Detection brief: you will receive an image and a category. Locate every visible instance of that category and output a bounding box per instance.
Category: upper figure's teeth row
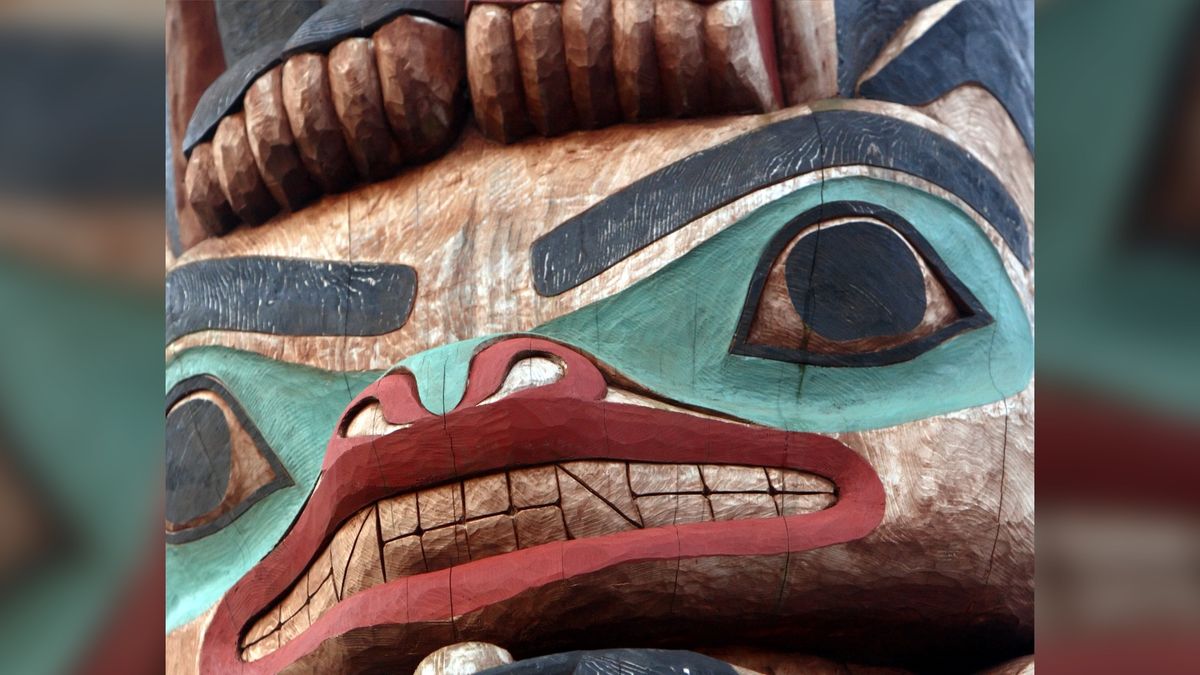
[240,461,836,661]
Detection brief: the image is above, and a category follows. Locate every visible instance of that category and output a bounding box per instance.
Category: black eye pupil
[784,221,926,341]
[165,399,232,525]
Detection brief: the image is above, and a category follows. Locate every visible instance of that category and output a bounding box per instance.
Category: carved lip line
[200,398,886,673]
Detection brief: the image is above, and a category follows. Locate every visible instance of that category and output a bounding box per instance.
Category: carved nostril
[341,399,412,438]
[478,355,566,406]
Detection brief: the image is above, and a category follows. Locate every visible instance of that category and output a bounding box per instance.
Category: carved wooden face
[166,2,1033,672]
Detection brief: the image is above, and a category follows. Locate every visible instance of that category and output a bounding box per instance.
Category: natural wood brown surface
[184,143,239,238]
[467,5,531,143]
[167,0,226,250]
[513,2,576,136]
[612,0,661,121]
[212,113,278,225]
[561,0,621,129]
[773,0,837,105]
[281,53,357,194]
[243,66,318,212]
[328,38,404,182]
[374,15,466,162]
[654,0,710,117]
[704,0,778,114]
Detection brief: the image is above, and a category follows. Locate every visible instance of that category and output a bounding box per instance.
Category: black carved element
[834,0,937,97]
[182,39,287,154]
[165,257,417,344]
[532,110,1030,297]
[732,201,993,367]
[784,221,926,342]
[859,0,1035,152]
[165,375,292,544]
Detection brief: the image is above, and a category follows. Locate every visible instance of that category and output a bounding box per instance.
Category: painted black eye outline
[731,201,993,367]
[165,375,292,544]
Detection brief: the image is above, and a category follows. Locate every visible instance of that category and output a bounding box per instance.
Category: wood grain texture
[513,2,576,136]
[167,100,1033,372]
[281,53,357,193]
[611,0,661,121]
[212,113,278,225]
[328,37,404,181]
[243,65,318,212]
[654,0,710,117]
[773,0,837,105]
[167,0,226,252]
[561,0,621,129]
[703,0,777,114]
[414,642,513,675]
[834,0,936,97]
[533,108,1029,297]
[374,15,466,161]
[183,142,239,238]
[466,5,531,143]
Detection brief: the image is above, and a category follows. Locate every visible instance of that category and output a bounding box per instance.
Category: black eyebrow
[531,109,1030,297]
[166,256,416,344]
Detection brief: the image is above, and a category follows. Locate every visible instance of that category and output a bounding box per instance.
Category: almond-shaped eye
[165,375,291,543]
[732,201,992,366]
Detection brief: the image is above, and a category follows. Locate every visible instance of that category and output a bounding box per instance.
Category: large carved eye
[165,375,291,543]
[732,201,992,366]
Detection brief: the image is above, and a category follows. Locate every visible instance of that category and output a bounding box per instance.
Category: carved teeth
[240,461,837,661]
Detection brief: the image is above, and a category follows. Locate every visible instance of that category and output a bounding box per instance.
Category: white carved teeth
[240,461,836,661]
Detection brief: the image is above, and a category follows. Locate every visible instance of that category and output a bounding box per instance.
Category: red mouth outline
[200,338,886,673]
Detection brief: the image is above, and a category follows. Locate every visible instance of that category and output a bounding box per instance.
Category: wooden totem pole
[166,1,1034,673]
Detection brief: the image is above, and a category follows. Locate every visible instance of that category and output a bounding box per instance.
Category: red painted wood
[202,337,885,673]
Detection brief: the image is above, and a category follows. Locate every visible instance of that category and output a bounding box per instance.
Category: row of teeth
[241,461,836,661]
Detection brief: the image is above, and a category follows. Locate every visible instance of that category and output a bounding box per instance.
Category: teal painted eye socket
[730,201,993,367]
[535,176,1033,432]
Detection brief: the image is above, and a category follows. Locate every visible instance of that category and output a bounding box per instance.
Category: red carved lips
[201,338,885,673]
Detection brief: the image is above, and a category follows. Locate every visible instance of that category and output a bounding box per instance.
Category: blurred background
[0,0,1195,672]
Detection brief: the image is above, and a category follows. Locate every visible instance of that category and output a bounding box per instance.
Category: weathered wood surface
[859,0,1035,152]
[243,65,318,212]
[329,37,404,181]
[168,95,1033,372]
[374,15,466,161]
[282,53,358,194]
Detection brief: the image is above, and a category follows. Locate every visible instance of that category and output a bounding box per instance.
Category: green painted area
[0,259,159,675]
[389,335,493,415]
[534,177,1032,432]
[165,177,1033,629]
[165,348,380,631]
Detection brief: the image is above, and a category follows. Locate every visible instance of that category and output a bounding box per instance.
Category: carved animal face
[166,2,1033,672]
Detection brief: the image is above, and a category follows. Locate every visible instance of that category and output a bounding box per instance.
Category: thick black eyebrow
[531,109,1030,297]
[166,256,416,344]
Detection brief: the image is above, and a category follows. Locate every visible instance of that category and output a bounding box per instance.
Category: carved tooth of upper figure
[166,1,1034,673]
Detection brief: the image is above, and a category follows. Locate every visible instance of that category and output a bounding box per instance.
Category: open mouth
[241,460,838,661]
[201,338,885,673]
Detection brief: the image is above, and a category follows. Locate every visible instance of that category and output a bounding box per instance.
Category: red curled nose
[325,337,607,469]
